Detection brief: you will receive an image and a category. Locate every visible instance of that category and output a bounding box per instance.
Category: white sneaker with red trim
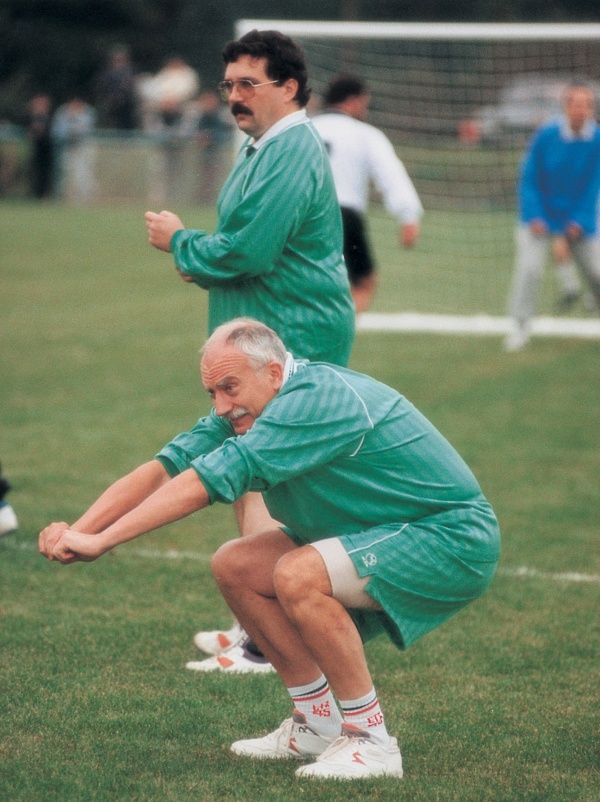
[185,642,275,674]
[295,726,403,780]
[230,710,333,760]
[193,621,246,655]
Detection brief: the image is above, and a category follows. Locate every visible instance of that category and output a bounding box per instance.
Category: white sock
[339,687,390,745]
[287,675,343,739]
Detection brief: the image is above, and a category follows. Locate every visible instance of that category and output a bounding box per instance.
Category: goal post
[235,20,600,336]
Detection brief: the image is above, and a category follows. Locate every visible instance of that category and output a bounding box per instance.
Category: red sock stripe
[292,685,331,703]
[342,698,379,716]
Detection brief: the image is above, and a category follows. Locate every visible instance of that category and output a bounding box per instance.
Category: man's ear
[269,360,285,389]
[283,78,299,103]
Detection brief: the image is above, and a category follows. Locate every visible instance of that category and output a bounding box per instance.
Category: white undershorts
[310,537,381,610]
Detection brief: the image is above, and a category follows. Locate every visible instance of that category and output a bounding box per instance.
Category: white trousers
[508,225,600,325]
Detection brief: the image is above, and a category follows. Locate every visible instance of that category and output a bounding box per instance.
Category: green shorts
[288,505,500,650]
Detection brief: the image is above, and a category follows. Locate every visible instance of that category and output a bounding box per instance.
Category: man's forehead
[224,55,268,78]
[201,346,252,386]
[566,88,594,104]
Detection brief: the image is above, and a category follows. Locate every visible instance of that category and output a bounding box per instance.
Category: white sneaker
[0,504,18,537]
[193,621,246,655]
[185,642,275,674]
[231,710,333,760]
[503,324,530,352]
[296,725,403,780]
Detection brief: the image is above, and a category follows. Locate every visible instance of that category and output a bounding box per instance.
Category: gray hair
[202,317,287,368]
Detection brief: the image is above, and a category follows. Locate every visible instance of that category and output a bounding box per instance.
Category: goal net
[237,20,600,334]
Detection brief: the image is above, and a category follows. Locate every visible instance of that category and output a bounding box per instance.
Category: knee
[211,538,251,590]
[273,549,322,615]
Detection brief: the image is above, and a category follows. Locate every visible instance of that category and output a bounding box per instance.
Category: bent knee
[211,538,251,585]
[273,547,329,605]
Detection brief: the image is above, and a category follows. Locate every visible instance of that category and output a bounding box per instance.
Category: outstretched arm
[38,460,171,559]
[40,468,209,564]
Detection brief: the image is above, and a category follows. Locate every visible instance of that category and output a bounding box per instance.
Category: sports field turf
[1,202,598,801]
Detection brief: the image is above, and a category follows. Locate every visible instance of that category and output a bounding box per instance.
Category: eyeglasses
[217,79,279,100]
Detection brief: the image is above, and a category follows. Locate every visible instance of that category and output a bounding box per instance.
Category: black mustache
[231,102,252,116]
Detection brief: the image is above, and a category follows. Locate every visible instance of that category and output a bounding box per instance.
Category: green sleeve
[190,369,373,504]
[170,139,316,288]
[155,410,234,486]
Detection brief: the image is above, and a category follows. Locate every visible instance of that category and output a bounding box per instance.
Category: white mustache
[229,407,249,421]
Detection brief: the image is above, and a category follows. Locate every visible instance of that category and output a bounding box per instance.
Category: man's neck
[251,107,306,148]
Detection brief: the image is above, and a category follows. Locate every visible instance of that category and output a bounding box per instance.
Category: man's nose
[213,393,233,417]
[228,83,243,102]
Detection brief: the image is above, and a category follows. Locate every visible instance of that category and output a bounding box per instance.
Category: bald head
[200,318,287,434]
[563,83,596,134]
[201,317,287,367]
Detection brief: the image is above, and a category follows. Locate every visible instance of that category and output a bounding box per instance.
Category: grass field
[1,202,599,801]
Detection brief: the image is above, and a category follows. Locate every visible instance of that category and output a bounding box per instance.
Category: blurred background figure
[551,236,587,313]
[139,55,200,130]
[0,464,18,538]
[505,82,600,351]
[94,45,138,130]
[312,74,423,313]
[52,97,97,204]
[138,55,201,204]
[26,93,55,199]
[192,89,233,204]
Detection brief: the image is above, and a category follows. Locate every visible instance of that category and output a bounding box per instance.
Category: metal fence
[0,127,235,206]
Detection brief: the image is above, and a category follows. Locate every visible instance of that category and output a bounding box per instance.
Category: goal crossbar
[236,20,600,41]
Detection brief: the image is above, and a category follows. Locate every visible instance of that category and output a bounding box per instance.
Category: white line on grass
[498,565,600,584]
[6,539,600,583]
[356,312,600,338]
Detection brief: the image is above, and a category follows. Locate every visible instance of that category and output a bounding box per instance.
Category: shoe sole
[296,765,403,780]
[230,745,303,760]
[185,660,275,674]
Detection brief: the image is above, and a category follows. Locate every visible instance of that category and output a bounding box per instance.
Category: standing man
[145,30,355,670]
[504,81,600,352]
[312,74,423,312]
[145,30,354,364]
[39,318,500,781]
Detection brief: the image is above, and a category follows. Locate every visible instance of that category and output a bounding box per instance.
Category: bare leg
[191,493,280,659]
[233,492,279,537]
[274,546,374,699]
[212,531,373,698]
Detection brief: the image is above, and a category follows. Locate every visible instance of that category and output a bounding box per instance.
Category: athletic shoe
[296,724,403,780]
[193,620,246,655]
[185,641,275,674]
[503,325,530,353]
[0,502,18,537]
[230,710,333,760]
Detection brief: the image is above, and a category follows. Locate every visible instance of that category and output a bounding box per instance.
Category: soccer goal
[237,20,600,338]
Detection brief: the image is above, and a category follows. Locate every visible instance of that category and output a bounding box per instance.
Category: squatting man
[40,318,500,781]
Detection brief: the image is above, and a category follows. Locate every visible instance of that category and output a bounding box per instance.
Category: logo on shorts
[362,552,377,568]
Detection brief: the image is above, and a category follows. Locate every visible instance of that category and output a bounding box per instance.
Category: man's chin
[231,416,253,433]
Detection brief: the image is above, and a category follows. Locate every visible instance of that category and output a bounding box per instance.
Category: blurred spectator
[504,82,600,351]
[137,56,201,204]
[52,97,97,204]
[26,93,55,199]
[138,55,200,131]
[94,45,138,130]
[193,89,233,204]
[0,464,18,537]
